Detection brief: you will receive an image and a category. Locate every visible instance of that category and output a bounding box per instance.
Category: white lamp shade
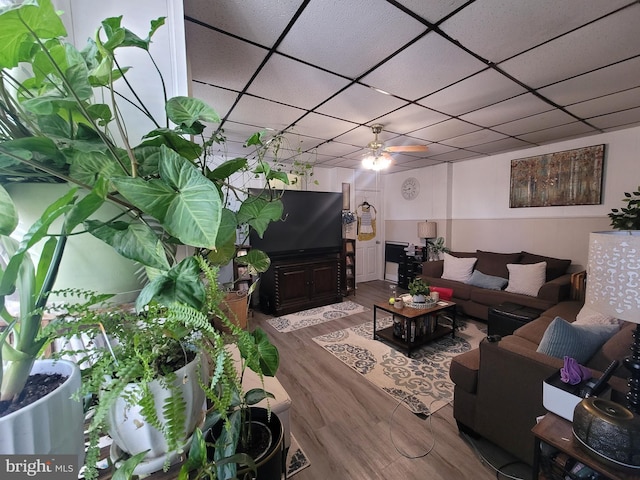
[585,231,640,324]
[418,221,437,239]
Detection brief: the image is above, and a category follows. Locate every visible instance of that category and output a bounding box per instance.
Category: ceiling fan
[362,124,428,170]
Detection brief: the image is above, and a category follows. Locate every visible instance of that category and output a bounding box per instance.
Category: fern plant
[51,258,278,480]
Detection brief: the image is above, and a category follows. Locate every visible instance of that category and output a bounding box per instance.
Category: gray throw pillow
[466,270,508,290]
[536,316,619,364]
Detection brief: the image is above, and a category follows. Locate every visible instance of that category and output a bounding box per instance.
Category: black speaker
[572,397,640,469]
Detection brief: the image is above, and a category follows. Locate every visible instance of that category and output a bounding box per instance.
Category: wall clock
[401,177,420,200]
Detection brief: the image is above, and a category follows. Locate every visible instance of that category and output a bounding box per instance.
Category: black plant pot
[209,407,284,480]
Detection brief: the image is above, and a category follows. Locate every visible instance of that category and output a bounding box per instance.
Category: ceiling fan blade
[384,145,428,153]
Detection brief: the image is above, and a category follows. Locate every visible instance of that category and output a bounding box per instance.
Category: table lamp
[418,221,437,261]
[585,230,640,414]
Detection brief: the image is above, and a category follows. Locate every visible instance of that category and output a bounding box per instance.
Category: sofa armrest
[475,336,566,464]
[537,273,571,303]
[421,260,443,278]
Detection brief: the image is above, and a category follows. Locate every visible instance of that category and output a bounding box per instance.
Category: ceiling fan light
[361,154,391,170]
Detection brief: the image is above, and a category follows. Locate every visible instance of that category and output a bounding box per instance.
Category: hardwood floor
[251,280,532,480]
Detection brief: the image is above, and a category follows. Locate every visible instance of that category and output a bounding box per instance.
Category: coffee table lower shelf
[372,301,456,357]
[375,324,452,355]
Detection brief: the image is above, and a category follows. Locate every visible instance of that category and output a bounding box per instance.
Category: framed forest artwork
[509,144,605,208]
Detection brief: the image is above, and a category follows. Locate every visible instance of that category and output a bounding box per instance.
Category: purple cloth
[560,356,591,385]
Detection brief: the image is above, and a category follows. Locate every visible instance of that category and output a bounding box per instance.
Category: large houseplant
[609,185,640,230]
[0,1,285,477]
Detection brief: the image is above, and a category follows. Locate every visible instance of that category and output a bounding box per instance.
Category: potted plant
[0,1,285,477]
[0,185,109,465]
[609,186,640,230]
[408,277,431,303]
[425,236,450,261]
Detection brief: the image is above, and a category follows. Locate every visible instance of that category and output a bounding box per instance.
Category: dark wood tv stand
[258,252,342,316]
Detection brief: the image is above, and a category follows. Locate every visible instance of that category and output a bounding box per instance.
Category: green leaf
[235,249,271,273]
[139,129,202,161]
[112,450,149,480]
[34,236,57,300]
[69,150,123,187]
[0,188,76,296]
[157,147,222,248]
[85,220,170,270]
[209,157,248,180]
[237,197,283,238]
[166,96,220,127]
[252,328,279,376]
[244,387,274,406]
[136,256,204,310]
[206,234,236,267]
[0,0,66,69]
[64,178,108,233]
[0,185,18,235]
[267,170,291,185]
[111,176,175,223]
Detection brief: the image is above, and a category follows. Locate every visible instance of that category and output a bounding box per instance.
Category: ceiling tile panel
[500,3,640,88]
[419,69,527,116]
[394,0,473,24]
[372,104,449,134]
[288,112,358,140]
[540,57,640,107]
[190,82,239,120]
[184,0,304,47]
[185,23,267,91]
[410,119,481,142]
[467,138,532,155]
[226,96,305,131]
[588,107,640,131]
[442,129,508,149]
[440,0,632,64]
[493,110,578,137]
[247,54,350,109]
[362,33,487,101]
[277,0,426,78]
[313,141,361,157]
[460,94,554,127]
[566,88,640,119]
[517,123,597,144]
[315,84,409,124]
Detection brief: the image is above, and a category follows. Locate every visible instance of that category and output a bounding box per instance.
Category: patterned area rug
[267,301,369,332]
[287,434,310,477]
[312,317,486,414]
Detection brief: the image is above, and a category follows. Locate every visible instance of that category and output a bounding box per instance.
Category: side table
[532,412,638,480]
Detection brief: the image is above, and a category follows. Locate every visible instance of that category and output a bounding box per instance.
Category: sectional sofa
[420,250,573,320]
[449,300,633,465]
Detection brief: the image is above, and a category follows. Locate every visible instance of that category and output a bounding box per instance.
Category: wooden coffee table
[373,300,457,356]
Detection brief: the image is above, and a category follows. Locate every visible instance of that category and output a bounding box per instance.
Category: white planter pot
[0,360,84,468]
[412,294,427,303]
[107,354,207,475]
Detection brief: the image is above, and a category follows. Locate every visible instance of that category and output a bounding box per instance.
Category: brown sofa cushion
[519,251,571,281]
[475,250,522,278]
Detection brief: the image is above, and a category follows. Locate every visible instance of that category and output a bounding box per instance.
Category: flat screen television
[249,189,343,258]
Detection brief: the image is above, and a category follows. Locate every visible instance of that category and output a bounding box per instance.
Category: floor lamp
[585,231,640,414]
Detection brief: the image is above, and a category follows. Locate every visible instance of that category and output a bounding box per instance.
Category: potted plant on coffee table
[408,277,431,304]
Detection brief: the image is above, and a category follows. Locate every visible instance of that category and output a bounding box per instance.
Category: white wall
[384,126,640,269]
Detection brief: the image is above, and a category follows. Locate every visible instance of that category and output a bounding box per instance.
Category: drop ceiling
[184,0,640,174]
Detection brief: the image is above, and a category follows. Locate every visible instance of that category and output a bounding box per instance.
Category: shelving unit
[233,245,253,293]
[342,238,356,297]
[397,247,424,290]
